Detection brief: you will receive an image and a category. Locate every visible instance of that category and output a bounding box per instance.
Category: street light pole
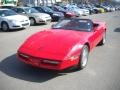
[29,0,30,5]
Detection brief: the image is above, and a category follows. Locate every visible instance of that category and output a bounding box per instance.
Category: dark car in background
[0,6,15,9]
[48,5,77,18]
[33,6,64,21]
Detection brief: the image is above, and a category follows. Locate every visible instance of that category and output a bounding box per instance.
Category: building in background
[0,0,1,5]
[1,0,119,6]
[0,0,18,6]
[20,0,62,6]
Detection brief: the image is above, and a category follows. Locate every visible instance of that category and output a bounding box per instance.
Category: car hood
[53,11,64,16]
[31,13,50,16]
[4,15,28,21]
[19,29,91,60]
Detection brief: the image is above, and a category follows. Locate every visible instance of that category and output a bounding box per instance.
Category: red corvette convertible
[17,18,106,70]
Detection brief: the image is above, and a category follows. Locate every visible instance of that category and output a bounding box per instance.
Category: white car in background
[0,9,30,31]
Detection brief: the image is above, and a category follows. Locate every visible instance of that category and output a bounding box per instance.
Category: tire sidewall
[99,31,106,45]
[79,45,89,69]
[102,32,106,44]
[1,22,9,31]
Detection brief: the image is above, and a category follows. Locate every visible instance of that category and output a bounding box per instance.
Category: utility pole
[46,0,48,5]
[42,0,44,5]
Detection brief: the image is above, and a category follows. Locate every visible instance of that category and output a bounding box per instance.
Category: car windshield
[0,9,17,16]
[24,7,39,13]
[69,6,79,9]
[56,6,65,11]
[42,6,53,12]
[52,18,93,32]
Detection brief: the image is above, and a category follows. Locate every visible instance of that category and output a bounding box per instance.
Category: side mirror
[93,23,99,27]
[93,23,99,31]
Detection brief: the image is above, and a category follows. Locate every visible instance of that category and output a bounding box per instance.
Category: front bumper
[17,52,79,71]
[35,17,51,24]
[9,20,30,29]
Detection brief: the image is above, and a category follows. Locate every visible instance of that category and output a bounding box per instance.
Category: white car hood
[4,15,29,21]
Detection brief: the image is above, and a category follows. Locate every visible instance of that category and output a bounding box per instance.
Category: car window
[16,8,25,13]
[42,6,53,12]
[52,18,93,32]
[53,7,58,11]
[0,10,17,16]
[35,7,43,12]
[56,6,65,11]
[24,8,39,13]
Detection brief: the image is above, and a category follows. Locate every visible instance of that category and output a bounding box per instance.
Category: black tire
[1,22,9,31]
[29,17,36,26]
[99,32,106,45]
[77,45,89,70]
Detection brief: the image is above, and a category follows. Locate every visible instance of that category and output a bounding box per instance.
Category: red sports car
[17,18,106,70]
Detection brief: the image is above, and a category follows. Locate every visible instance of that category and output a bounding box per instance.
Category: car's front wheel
[77,45,89,70]
[1,22,9,31]
[30,17,36,26]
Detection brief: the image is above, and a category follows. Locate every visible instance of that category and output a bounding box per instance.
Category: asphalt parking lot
[0,11,120,90]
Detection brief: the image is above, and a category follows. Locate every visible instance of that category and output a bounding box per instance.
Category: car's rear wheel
[77,45,89,70]
[99,32,106,45]
[1,22,9,31]
[30,17,36,26]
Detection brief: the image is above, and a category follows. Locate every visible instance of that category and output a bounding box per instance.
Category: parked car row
[0,3,120,31]
[33,6,64,21]
[65,3,120,15]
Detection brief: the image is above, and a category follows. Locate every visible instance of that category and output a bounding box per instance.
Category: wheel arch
[29,17,36,25]
[1,21,10,31]
[29,17,35,20]
[1,21,9,28]
[84,42,90,52]
[1,21,7,25]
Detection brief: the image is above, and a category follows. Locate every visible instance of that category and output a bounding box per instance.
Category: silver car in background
[12,7,52,25]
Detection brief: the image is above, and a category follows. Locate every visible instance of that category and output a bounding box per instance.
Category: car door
[89,24,104,50]
[94,26,104,46]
